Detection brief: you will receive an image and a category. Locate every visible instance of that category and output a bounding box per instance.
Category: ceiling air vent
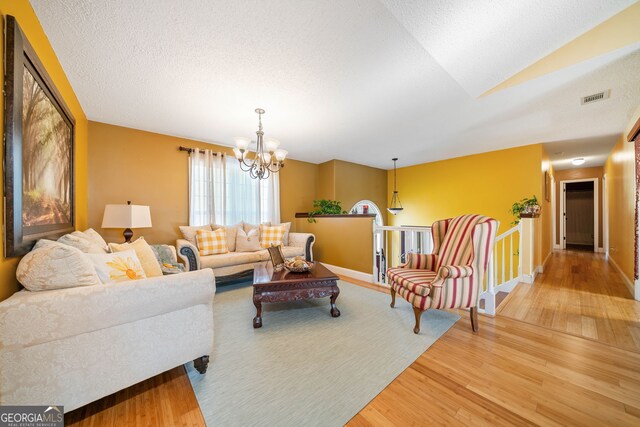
[581,90,610,105]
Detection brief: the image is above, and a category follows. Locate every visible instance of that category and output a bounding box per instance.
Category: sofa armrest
[0,269,216,349]
[438,265,474,279]
[288,233,315,261]
[177,239,200,271]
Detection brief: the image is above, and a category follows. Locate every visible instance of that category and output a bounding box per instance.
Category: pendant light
[388,158,404,215]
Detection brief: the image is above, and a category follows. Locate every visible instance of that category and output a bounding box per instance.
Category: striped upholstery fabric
[438,265,474,279]
[431,219,448,254]
[435,214,488,271]
[393,282,432,311]
[406,253,437,270]
[387,268,436,296]
[387,214,498,312]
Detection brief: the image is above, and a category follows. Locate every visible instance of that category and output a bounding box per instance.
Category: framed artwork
[3,16,75,257]
[267,245,285,271]
[544,171,551,202]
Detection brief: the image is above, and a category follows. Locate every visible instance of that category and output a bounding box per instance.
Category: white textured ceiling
[31,0,640,169]
[544,136,619,171]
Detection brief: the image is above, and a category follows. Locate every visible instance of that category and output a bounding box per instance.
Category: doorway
[560,179,598,251]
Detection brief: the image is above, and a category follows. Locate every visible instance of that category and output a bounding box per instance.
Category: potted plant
[307,199,347,223]
[509,195,540,226]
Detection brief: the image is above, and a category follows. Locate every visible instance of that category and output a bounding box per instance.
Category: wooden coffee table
[252,262,340,328]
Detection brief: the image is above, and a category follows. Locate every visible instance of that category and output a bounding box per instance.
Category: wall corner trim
[608,256,635,298]
[320,263,374,283]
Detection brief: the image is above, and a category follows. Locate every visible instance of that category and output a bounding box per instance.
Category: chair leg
[390,287,396,308]
[413,306,425,334]
[470,307,479,332]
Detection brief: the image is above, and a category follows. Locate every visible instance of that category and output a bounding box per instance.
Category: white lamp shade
[274,149,288,161]
[102,204,152,229]
[233,137,251,150]
[264,138,280,152]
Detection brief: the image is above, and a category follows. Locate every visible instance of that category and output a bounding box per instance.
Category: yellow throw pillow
[196,228,228,256]
[87,250,147,284]
[259,224,286,249]
[109,237,163,278]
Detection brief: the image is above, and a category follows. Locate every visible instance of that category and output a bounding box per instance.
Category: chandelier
[387,158,404,215]
[233,108,288,180]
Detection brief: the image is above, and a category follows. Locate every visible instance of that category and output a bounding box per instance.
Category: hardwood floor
[66,259,640,426]
[498,249,640,353]
[348,313,640,426]
[65,366,204,426]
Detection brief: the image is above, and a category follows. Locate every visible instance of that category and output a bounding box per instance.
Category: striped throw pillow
[196,228,228,256]
[259,224,286,249]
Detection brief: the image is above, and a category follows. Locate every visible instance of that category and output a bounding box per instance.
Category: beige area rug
[187,280,459,426]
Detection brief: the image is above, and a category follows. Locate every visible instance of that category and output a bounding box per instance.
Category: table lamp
[101,201,152,243]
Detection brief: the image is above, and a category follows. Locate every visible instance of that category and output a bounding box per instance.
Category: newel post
[520,213,539,284]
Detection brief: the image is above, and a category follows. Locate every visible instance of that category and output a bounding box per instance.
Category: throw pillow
[235,227,261,252]
[150,244,185,275]
[259,224,286,248]
[242,221,271,237]
[179,225,213,246]
[58,231,108,253]
[87,249,147,284]
[82,228,109,252]
[109,237,163,278]
[212,223,239,252]
[196,228,228,256]
[16,242,101,291]
[272,222,291,245]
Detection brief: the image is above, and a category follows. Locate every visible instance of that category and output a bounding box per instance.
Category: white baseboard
[522,272,536,284]
[608,256,635,298]
[553,244,561,250]
[596,247,605,253]
[495,277,521,293]
[321,263,374,283]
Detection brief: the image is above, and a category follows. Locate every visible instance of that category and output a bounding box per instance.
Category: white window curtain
[188,149,225,226]
[188,149,280,226]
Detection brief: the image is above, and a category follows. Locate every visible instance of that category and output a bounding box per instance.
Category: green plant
[509,195,539,226]
[307,199,347,223]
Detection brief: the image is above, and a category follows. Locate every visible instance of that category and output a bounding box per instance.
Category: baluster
[510,233,514,281]
[501,239,505,284]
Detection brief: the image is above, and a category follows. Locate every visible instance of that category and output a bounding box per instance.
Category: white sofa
[0,269,216,412]
[177,232,315,279]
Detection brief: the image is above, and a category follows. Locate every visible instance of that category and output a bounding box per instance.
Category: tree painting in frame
[4,16,75,257]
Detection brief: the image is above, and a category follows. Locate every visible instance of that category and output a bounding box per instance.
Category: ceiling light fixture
[571,157,585,166]
[233,108,287,180]
[387,158,404,215]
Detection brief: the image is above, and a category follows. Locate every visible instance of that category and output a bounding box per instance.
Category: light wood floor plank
[66,251,640,426]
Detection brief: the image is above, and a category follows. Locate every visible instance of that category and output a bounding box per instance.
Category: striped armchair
[387,214,498,334]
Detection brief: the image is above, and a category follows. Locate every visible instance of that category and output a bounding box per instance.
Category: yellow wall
[315,160,387,222]
[88,121,318,243]
[0,1,88,301]
[334,160,388,223]
[316,161,335,201]
[278,159,318,232]
[554,166,604,248]
[295,216,374,273]
[540,149,553,268]
[388,144,543,234]
[604,107,638,285]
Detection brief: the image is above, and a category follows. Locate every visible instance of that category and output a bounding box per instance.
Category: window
[350,200,384,226]
[189,150,280,226]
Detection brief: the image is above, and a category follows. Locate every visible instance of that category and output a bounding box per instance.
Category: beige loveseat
[0,269,215,412]
[176,225,314,280]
